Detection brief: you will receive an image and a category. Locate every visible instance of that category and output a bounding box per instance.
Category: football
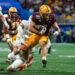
[34,25,44,31]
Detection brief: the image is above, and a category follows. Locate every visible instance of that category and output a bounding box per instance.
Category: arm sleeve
[52,14,56,23]
[16,26,23,40]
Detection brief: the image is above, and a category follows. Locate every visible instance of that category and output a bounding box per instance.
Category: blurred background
[0,0,75,43]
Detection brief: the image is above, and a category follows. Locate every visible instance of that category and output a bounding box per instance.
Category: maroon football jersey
[6,15,21,31]
[31,12,56,35]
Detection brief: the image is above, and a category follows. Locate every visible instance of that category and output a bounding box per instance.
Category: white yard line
[52,43,75,46]
[0,48,9,51]
[59,55,75,58]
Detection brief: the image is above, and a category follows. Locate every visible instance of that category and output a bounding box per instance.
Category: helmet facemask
[40,12,51,20]
[10,12,17,18]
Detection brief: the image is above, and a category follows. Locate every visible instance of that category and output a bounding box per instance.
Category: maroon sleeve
[17,15,21,22]
[18,15,21,20]
[31,12,40,23]
[31,13,36,22]
[52,14,56,23]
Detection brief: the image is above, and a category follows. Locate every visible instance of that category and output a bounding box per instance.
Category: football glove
[34,25,44,31]
[40,26,46,35]
[53,31,59,36]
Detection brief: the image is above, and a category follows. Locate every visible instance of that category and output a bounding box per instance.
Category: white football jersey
[13,20,32,47]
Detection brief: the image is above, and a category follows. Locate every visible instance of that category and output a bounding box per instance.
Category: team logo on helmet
[39,5,51,19]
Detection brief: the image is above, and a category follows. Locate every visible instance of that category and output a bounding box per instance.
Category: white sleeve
[13,26,23,47]
[28,15,32,24]
[22,20,29,29]
[16,26,23,40]
[4,20,9,29]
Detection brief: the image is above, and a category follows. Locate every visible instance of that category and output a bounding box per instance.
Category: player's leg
[6,52,16,63]
[39,36,48,68]
[38,47,41,54]
[20,34,40,59]
[47,39,51,54]
[17,47,34,71]
[20,34,40,51]
[40,41,47,68]
[27,48,34,67]
[18,56,33,71]
[39,38,51,55]
[7,59,24,72]
[9,34,17,51]
[7,40,13,52]
[27,55,33,67]
[6,47,19,62]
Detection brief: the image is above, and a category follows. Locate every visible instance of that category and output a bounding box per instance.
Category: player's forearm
[1,15,6,21]
[29,27,40,35]
[53,22,60,33]
[27,58,33,67]
[56,28,60,33]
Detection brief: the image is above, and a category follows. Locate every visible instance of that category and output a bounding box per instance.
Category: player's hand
[5,59,11,63]
[40,27,46,35]
[11,30,18,35]
[53,31,59,36]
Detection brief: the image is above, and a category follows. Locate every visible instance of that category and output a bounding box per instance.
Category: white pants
[10,58,24,69]
[8,53,24,69]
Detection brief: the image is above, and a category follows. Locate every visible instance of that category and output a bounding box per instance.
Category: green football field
[0,42,75,75]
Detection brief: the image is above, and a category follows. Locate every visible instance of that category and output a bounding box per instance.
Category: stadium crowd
[0,0,75,43]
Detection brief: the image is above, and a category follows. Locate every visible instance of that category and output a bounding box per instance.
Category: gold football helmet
[9,7,17,17]
[39,5,51,19]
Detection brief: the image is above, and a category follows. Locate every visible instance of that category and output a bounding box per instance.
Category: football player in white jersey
[6,19,35,72]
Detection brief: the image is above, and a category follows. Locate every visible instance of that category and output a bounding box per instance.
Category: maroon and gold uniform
[32,12,56,35]
[25,12,56,47]
[5,15,21,43]
[6,15,20,31]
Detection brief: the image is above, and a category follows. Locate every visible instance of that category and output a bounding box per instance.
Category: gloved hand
[53,31,59,36]
[40,27,46,35]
